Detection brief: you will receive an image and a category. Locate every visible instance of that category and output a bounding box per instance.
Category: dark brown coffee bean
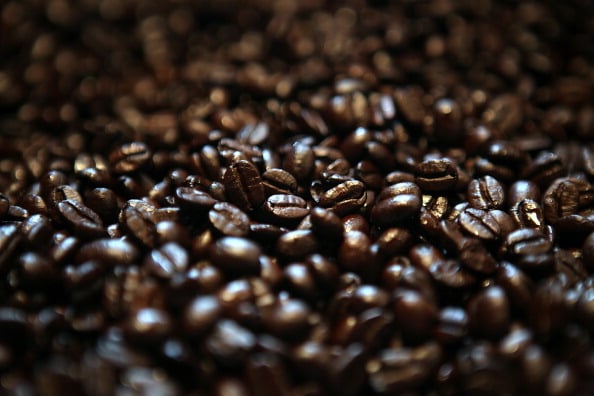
[496,262,534,314]
[521,151,565,188]
[415,158,458,192]
[310,207,343,243]
[283,263,318,301]
[262,299,311,340]
[432,98,463,143]
[283,143,314,183]
[109,142,151,174]
[57,199,106,239]
[430,259,477,289]
[505,228,552,257]
[508,180,541,206]
[318,179,367,216]
[249,223,287,244]
[223,160,265,212]
[206,319,256,368]
[262,168,298,196]
[338,231,374,277]
[18,213,53,248]
[458,237,498,274]
[393,289,439,342]
[375,228,414,257]
[368,342,442,394]
[84,188,119,224]
[434,307,468,345]
[18,193,48,216]
[262,194,309,225]
[467,286,510,339]
[510,199,546,231]
[458,207,501,240]
[210,237,261,276]
[209,202,250,237]
[381,264,437,304]
[143,242,188,279]
[175,186,217,213]
[75,238,140,266]
[17,252,59,289]
[371,182,422,226]
[120,204,157,248]
[183,295,222,335]
[467,175,505,210]
[124,308,172,344]
[530,279,568,340]
[543,177,594,223]
[276,230,319,261]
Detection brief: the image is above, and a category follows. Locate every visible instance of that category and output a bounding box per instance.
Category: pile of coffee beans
[2,0,594,394]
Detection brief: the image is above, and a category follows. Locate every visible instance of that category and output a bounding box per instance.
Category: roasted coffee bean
[508,180,541,206]
[430,259,477,289]
[209,202,250,237]
[381,264,437,304]
[434,307,468,345]
[109,142,151,174]
[393,289,439,342]
[467,175,505,210]
[262,168,298,196]
[17,252,59,289]
[318,179,367,216]
[210,236,261,276]
[496,262,534,314]
[338,231,375,277]
[432,98,463,144]
[74,238,140,266]
[371,182,422,226]
[84,188,119,224]
[276,230,319,261]
[143,242,188,279]
[410,244,444,272]
[530,279,568,340]
[521,151,565,188]
[57,199,106,239]
[183,295,222,335]
[375,228,414,257]
[206,319,256,368]
[120,204,157,248]
[223,160,265,212]
[505,228,552,257]
[18,213,53,248]
[458,207,501,240]
[415,158,458,192]
[262,194,309,225]
[124,308,172,344]
[262,299,311,340]
[249,223,287,244]
[367,343,442,394]
[175,186,217,213]
[467,286,510,339]
[18,193,48,216]
[543,177,594,223]
[510,199,546,231]
[283,143,315,183]
[310,207,343,243]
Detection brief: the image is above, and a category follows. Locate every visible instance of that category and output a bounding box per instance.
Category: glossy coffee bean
[210,237,261,276]
[415,158,458,192]
[209,202,250,237]
[223,160,265,212]
[467,286,510,339]
[109,142,151,174]
[467,175,505,210]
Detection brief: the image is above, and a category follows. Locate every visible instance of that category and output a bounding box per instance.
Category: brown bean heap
[1,0,594,395]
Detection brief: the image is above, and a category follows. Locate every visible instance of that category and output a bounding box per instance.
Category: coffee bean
[183,295,222,335]
[206,319,256,368]
[505,228,552,257]
[209,202,250,237]
[496,262,534,314]
[143,242,188,279]
[262,194,309,226]
[318,179,367,216]
[57,199,106,239]
[176,186,217,213]
[283,143,315,183]
[261,168,298,196]
[276,230,319,261]
[467,175,505,210]
[393,289,439,342]
[262,299,311,340]
[508,180,541,206]
[120,204,157,248]
[75,238,140,266]
[375,228,414,257]
[210,237,261,276]
[467,286,510,339]
[124,308,172,344]
[458,207,501,240]
[371,182,422,226]
[109,142,151,174]
[430,259,477,289]
[434,307,468,345]
[543,177,594,223]
[370,342,442,394]
[223,160,265,212]
[521,151,565,188]
[310,207,343,243]
[415,158,458,192]
[338,231,375,277]
[18,213,53,248]
[510,199,546,231]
